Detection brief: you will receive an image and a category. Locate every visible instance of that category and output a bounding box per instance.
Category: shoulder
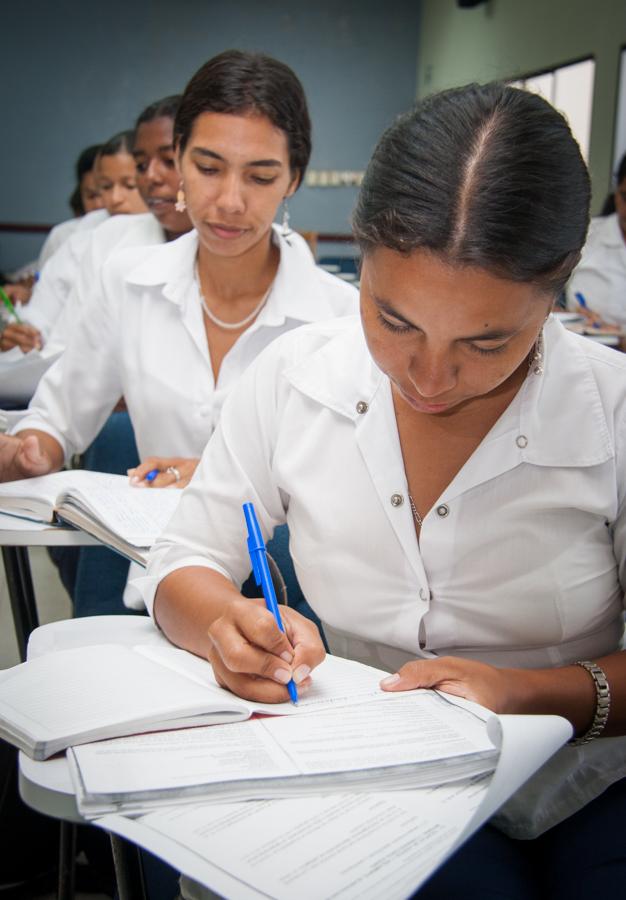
[76,209,109,232]
[87,213,165,263]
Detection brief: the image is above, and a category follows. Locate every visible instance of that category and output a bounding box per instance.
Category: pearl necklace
[196,264,272,331]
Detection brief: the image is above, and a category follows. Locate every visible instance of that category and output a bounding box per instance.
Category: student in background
[0,131,146,353]
[68,143,105,217]
[0,51,358,623]
[145,84,626,898]
[38,144,105,272]
[566,153,626,328]
[45,94,193,353]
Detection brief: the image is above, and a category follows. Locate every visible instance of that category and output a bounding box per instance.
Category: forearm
[505,649,626,738]
[153,566,243,659]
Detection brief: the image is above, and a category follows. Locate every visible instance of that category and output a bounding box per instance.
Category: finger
[128,457,163,485]
[209,610,296,684]
[209,652,297,704]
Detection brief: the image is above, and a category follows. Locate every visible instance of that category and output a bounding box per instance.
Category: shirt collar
[285,315,616,469]
[123,225,337,324]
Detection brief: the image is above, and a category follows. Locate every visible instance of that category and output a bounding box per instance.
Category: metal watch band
[570,660,611,746]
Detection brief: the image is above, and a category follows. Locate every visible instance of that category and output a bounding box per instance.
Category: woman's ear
[285,170,301,197]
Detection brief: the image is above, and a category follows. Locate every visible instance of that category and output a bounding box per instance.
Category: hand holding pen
[199,503,325,703]
[128,456,200,488]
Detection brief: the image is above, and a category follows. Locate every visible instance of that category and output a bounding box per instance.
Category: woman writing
[145,83,626,896]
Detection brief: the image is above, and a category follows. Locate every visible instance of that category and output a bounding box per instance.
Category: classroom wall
[416,0,626,215]
[0,0,422,273]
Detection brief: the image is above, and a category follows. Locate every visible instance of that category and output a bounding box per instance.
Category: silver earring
[529,332,544,376]
[281,199,292,236]
[175,186,186,213]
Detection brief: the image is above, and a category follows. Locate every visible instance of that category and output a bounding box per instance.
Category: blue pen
[243,502,298,704]
[144,468,159,484]
[574,292,600,328]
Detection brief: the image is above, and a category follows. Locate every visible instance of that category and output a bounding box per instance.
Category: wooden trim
[0,223,52,235]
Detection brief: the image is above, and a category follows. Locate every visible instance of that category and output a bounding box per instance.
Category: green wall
[417,0,626,213]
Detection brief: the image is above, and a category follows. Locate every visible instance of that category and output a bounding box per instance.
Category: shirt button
[436,504,449,518]
[419,588,429,602]
[390,493,404,508]
[356,401,369,414]
[516,435,528,448]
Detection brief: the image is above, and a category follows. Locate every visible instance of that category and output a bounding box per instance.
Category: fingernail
[129,476,139,484]
[381,673,400,687]
[293,664,311,684]
[274,668,292,684]
[280,651,293,663]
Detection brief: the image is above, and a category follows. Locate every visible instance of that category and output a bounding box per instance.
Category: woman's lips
[207,223,248,240]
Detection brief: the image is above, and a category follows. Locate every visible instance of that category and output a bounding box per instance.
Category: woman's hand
[206,598,326,703]
[380,656,523,714]
[0,433,57,482]
[128,456,200,489]
[0,324,43,353]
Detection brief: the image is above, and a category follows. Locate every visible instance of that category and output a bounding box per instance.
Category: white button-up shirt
[16,227,358,462]
[142,312,626,833]
[566,213,626,326]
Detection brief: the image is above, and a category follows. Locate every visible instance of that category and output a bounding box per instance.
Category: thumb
[18,435,52,475]
[380,659,443,692]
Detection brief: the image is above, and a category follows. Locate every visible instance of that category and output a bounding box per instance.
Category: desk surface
[0,513,98,546]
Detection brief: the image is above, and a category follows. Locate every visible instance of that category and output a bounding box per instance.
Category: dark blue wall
[1,0,421,272]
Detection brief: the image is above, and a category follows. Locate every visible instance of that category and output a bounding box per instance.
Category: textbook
[65,649,504,818]
[0,641,497,801]
[0,471,180,564]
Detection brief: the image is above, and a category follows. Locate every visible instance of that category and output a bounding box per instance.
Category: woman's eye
[252,176,277,186]
[377,312,412,334]
[197,165,219,175]
[135,162,147,173]
[467,342,507,356]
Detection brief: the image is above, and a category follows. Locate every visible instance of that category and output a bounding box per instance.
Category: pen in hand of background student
[128,456,200,488]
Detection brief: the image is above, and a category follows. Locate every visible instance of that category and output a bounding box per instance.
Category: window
[510,58,595,162]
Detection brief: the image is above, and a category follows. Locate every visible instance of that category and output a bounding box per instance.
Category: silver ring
[166,465,181,482]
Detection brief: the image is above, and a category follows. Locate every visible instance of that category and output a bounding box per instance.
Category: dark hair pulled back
[353,83,591,294]
[99,130,135,158]
[174,50,311,187]
[135,95,182,133]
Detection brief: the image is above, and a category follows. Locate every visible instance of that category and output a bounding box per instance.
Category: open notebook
[0,471,180,563]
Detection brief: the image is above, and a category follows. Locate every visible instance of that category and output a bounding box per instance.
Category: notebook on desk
[0,470,180,563]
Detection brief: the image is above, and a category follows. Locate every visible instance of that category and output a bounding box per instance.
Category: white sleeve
[141,338,291,617]
[13,262,125,462]
[24,232,88,338]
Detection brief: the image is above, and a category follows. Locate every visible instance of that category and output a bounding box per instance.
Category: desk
[18,618,161,900]
[0,519,97,661]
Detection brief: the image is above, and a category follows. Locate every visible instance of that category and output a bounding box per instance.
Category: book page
[259,693,494,774]
[57,473,181,546]
[0,349,62,405]
[98,779,491,900]
[0,644,248,752]
[0,470,79,521]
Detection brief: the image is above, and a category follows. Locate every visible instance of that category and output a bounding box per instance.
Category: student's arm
[148,335,326,702]
[10,255,126,467]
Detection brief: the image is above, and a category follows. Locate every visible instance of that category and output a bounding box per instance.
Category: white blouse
[141,313,626,834]
[16,227,358,462]
[566,214,626,327]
